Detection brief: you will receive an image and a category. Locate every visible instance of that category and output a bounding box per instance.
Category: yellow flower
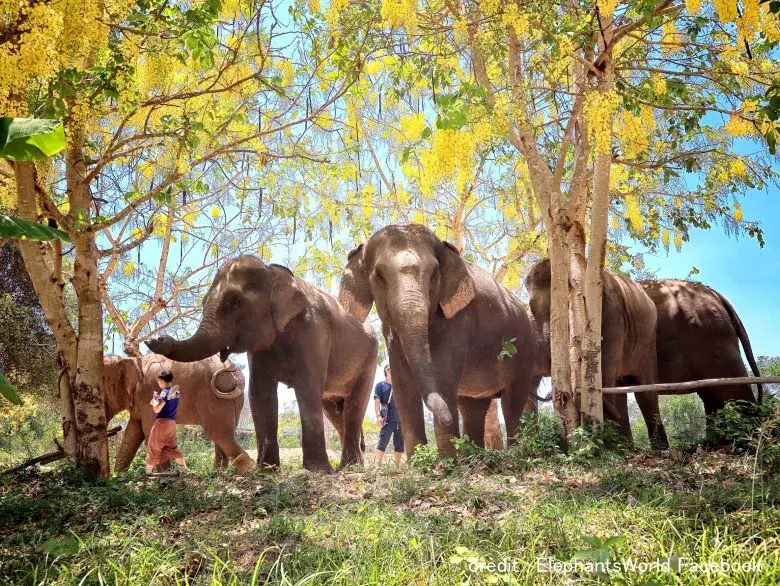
[685,0,701,15]
[381,0,418,33]
[674,232,683,251]
[661,229,670,249]
[211,207,221,219]
[123,260,136,276]
[624,193,644,233]
[733,202,744,222]
[730,158,747,177]
[584,90,620,155]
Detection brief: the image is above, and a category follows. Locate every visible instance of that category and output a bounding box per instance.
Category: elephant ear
[439,241,475,319]
[269,264,308,332]
[339,244,373,322]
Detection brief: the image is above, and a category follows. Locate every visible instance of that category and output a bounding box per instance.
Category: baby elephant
[147,256,377,472]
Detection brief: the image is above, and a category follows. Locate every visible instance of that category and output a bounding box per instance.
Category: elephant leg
[340,360,374,469]
[205,425,256,475]
[294,380,332,473]
[429,336,465,457]
[387,343,428,459]
[115,418,145,473]
[248,361,280,470]
[604,392,632,444]
[484,399,504,449]
[214,444,228,470]
[458,396,491,448]
[635,391,669,450]
[502,370,540,445]
[322,397,345,446]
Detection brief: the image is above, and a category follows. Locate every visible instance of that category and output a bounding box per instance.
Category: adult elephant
[103,354,255,473]
[147,257,378,472]
[639,279,760,417]
[339,224,541,457]
[525,258,665,447]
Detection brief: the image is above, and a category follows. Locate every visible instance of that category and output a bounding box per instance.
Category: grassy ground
[1,435,778,585]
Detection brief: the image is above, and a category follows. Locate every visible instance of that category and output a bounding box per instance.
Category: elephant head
[524,258,552,376]
[146,256,307,362]
[103,356,141,421]
[339,224,475,426]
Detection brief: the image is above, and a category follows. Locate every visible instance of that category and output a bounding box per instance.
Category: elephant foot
[303,459,333,474]
[338,452,363,470]
[231,452,257,475]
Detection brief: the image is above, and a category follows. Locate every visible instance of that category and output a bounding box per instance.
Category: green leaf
[41,535,80,557]
[581,535,603,548]
[0,118,66,161]
[421,126,431,140]
[0,216,71,242]
[603,535,626,548]
[572,549,601,561]
[0,370,22,405]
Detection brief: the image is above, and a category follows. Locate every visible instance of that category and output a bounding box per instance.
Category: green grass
[1,439,778,585]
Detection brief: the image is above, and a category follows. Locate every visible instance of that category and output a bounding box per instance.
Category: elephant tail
[716,291,763,402]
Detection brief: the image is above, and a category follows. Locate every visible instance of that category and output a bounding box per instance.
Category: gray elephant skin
[147,256,378,472]
[525,259,760,447]
[104,354,255,473]
[339,224,542,457]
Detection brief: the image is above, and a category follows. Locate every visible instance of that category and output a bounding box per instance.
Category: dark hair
[384,364,391,374]
[158,369,173,383]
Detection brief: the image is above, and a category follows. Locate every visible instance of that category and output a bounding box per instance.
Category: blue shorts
[376,420,404,452]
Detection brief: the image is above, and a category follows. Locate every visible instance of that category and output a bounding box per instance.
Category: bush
[708,396,780,473]
[567,419,627,464]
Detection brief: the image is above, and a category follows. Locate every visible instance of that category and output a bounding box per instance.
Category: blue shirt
[374,381,398,422]
[156,386,180,420]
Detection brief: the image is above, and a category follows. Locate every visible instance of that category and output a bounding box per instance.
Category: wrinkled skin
[525,259,665,448]
[147,256,377,473]
[339,224,541,457]
[104,354,255,474]
[640,280,760,421]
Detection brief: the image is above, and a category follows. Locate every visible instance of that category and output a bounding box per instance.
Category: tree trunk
[548,218,579,441]
[13,161,78,459]
[67,125,111,478]
[580,19,616,427]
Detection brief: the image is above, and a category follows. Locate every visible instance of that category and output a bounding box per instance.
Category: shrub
[708,396,780,473]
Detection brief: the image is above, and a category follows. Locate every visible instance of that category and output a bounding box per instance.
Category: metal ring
[210,366,243,400]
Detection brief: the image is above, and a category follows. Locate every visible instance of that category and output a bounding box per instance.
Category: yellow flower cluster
[724,113,755,137]
[453,18,469,43]
[324,0,349,27]
[661,229,670,249]
[381,0,418,33]
[617,105,656,159]
[584,89,620,155]
[685,0,701,15]
[712,0,738,22]
[597,0,619,17]
[674,232,683,251]
[0,393,38,436]
[399,113,426,141]
[501,4,529,37]
[123,260,136,276]
[733,202,744,222]
[624,192,644,233]
[730,158,747,177]
[419,122,490,195]
[279,60,295,86]
[661,21,682,54]
[650,75,667,95]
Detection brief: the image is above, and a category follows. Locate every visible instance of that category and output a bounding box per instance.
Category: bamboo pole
[602,376,780,395]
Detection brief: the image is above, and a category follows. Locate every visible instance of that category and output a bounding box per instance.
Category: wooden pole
[602,376,780,395]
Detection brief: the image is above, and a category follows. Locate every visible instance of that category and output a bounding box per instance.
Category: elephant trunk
[392,299,453,427]
[159,313,226,363]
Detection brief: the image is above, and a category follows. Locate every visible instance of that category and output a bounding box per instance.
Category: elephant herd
[98,223,758,474]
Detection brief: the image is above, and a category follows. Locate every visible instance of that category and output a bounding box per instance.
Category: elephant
[639,279,760,419]
[525,258,665,447]
[147,256,378,472]
[526,259,761,449]
[103,353,256,473]
[339,224,542,458]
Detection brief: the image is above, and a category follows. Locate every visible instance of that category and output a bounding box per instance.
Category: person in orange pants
[145,369,187,475]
